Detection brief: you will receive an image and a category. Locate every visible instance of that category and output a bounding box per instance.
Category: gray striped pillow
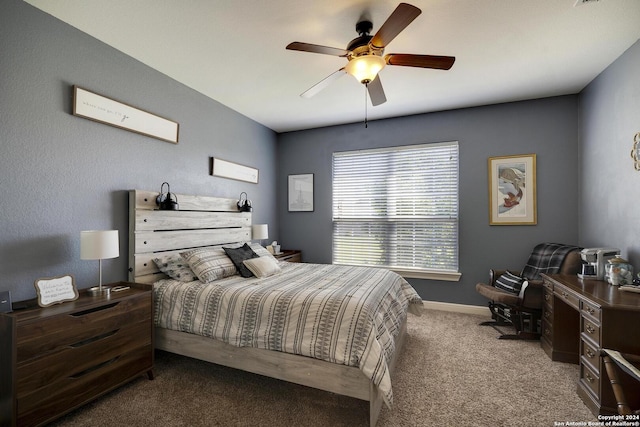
[181,247,237,283]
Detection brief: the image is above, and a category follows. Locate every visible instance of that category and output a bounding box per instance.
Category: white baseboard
[422,300,491,317]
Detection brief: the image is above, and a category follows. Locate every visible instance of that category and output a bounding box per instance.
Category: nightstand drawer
[16,296,151,362]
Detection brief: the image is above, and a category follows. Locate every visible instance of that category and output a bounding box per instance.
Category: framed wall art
[73,85,179,144]
[488,154,537,225]
[288,174,314,212]
[210,157,259,184]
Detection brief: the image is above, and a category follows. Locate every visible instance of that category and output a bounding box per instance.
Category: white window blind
[332,141,459,278]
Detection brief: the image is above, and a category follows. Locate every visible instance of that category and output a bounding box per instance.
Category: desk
[541,274,640,415]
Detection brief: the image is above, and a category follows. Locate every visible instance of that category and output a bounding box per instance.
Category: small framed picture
[288,174,314,212]
[34,275,79,307]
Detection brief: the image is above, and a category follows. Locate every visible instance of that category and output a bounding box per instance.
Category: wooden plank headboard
[128,190,251,284]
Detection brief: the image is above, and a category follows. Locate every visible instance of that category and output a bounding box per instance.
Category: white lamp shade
[252,224,269,240]
[80,230,119,260]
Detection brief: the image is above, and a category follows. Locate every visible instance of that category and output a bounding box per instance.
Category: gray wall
[0,0,278,302]
[277,96,580,305]
[579,40,640,268]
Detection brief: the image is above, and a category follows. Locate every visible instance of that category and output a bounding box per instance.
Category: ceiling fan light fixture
[345,55,386,84]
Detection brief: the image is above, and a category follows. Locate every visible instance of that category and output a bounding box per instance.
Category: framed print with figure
[488,154,536,225]
[288,174,314,212]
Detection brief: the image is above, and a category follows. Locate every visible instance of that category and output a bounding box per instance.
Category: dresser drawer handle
[587,307,595,315]
[71,302,119,317]
[70,329,119,348]
[585,372,594,383]
[586,324,595,334]
[70,356,120,379]
[562,292,569,299]
[586,348,595,358]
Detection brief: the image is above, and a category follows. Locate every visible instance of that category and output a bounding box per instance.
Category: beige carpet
[51,309,597,427]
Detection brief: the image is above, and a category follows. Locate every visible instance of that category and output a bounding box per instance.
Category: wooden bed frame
[128,189,408,426]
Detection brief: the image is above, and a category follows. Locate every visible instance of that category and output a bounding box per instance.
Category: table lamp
[81,230,119,296]
[252,224,268,246]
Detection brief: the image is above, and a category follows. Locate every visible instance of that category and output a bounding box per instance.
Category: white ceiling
[25,0,640,133]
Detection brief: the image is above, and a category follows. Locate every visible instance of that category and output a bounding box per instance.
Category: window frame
[331,141,461,281]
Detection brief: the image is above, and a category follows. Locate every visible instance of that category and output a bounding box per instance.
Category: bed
[128,189,423,426]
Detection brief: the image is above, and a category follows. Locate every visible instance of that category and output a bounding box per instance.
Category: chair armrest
[520,279,544,309]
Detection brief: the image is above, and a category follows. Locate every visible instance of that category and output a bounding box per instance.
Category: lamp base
[87,286,111,296]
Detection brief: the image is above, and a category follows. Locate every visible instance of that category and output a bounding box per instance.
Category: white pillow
[243,256,281,278]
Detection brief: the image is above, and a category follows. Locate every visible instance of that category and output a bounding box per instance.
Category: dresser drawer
[581,300,601,322]
[581,317,601,346]
[580,361,600,401]
[16,320,151,395]
[17,345,152,427]
[581,339,600,372]
[16,295,151,362]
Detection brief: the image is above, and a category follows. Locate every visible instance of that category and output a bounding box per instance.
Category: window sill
[392,269,462,281]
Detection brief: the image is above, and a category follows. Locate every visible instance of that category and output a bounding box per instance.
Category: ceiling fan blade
[286,42,350,57]
[300,68,347,98]
[369,3,421,49]
[367,75,387,106]
[385,54,455,70]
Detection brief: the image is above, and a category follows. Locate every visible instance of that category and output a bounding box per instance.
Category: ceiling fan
[286,2,455,106]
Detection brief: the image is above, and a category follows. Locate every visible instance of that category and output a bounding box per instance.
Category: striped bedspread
[154,262,423,407]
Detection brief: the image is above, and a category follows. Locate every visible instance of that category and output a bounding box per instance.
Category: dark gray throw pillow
[223,243,259,278]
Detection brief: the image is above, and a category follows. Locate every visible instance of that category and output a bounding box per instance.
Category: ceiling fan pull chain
[364,83,368,128]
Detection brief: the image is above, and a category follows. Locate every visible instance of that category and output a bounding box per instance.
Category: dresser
[541,274,640,415]
[0,282,154,427]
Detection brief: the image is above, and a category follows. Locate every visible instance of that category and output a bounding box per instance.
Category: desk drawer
[555,287,579,310]
[581,339,600,372]
[580,361,600,400]
[581,317,601,346]
[581,300,601,322]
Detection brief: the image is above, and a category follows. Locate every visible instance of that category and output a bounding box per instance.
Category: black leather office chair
[475,243,582,340]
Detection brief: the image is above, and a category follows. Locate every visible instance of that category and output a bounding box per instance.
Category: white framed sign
[34,275,79,307]
[73,85,179,144]
[210,157,259,184]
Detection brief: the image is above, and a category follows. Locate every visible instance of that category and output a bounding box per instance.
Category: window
[332,141,460,280]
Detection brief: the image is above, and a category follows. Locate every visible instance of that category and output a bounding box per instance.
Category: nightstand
[0,281,154,427]
[273,250,302,263]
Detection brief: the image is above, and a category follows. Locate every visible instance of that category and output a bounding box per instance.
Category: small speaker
[0,290,12,313]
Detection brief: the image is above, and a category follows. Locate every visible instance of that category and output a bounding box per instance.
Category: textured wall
[0,0,277,302]
[277,97,580,305]
[579,39,640,268]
